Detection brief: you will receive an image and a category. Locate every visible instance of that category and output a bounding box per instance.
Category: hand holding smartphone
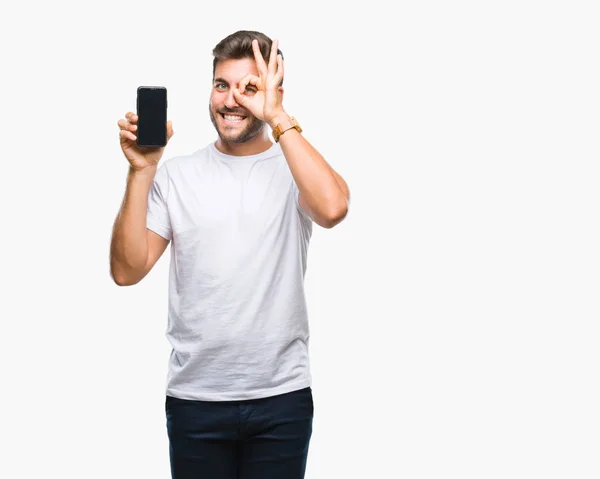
[117,86,173,172]
[136,86,168,147]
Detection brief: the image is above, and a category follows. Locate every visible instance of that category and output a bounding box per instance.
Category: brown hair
[212,30,284,86]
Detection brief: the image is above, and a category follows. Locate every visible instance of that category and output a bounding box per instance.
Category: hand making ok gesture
[233,39,286,127]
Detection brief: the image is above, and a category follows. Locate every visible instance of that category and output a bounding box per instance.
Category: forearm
[110,166,155,282]
[271,116,349,222]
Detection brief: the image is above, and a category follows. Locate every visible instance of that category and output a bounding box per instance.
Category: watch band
[272,116,302,142]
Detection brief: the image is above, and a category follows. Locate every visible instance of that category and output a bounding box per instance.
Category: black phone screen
[136,86,167,147]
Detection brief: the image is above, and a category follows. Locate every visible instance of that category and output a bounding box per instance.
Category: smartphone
[136,86,167,147]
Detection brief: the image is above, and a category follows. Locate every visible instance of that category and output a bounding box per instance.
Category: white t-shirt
[146,141,313,401]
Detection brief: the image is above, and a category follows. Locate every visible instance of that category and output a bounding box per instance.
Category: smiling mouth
[220,112,247,123]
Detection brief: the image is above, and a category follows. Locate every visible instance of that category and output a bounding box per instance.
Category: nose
[223,89,239,110]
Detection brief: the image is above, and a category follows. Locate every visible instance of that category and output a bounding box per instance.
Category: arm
[232,39,350,229]
[110,166,170,286]
[269,116,350,228]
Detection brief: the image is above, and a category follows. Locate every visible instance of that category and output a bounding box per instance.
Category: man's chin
[218,130,248,144]
[217,124,264,144]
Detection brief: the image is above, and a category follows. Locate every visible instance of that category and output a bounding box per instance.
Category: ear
[278,86,284,103]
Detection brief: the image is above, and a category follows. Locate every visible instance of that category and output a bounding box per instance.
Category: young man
[110,30,350,478]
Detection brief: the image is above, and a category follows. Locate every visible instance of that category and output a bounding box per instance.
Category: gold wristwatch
[272,116,302,142]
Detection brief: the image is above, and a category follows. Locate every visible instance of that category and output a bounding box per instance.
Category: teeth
[224,114,245,121]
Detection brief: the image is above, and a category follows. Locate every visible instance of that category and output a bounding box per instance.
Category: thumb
[232,88,248,105]
[167,120,175,141]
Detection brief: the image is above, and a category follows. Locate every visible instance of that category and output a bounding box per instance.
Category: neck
[214,130,273,156]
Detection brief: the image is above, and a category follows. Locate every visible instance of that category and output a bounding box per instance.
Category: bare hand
[118,112,174,172]
[232,39,286,126]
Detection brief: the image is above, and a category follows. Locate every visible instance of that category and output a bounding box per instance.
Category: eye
[215,83,227,90]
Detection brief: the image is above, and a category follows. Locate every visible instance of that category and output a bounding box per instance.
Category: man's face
[209,57,265,143]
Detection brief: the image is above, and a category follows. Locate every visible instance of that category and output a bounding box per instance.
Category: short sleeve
[146,164,173,241]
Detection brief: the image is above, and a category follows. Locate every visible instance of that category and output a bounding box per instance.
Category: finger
[273,54,284,85]
[119,128,136,142]
[268,39,279,76]
[125,112,138,125]
[239,74,261,94]
[118,119,138,132]
[232,88,248,105]
[167,120,175,140]
[252,39,268,77]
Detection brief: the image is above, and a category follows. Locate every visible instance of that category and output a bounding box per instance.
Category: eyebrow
[213,77,257,90]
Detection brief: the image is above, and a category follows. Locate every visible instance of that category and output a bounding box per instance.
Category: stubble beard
[209,103,266,144]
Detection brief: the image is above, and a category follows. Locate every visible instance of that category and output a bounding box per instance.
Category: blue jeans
[165,386,314,479]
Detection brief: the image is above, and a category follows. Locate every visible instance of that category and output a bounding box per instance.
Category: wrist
[271,115,302,143]
[268,111,289,130]
[128,164,157,182]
